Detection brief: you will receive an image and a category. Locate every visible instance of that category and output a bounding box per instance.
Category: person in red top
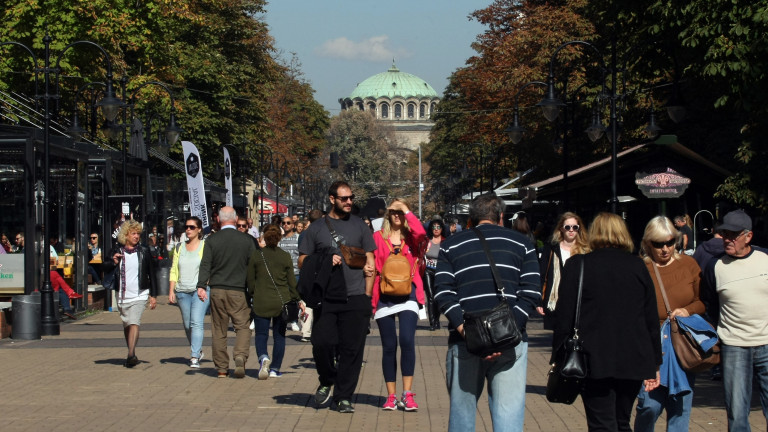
[371,199,427,411]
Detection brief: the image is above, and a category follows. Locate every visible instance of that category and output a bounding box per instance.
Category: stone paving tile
[0,299,765,431]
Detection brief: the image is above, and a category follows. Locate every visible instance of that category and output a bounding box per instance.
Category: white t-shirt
[119,252,148,304]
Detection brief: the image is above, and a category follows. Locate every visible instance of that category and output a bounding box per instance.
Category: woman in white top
[104,219,157,367]
[169,216,209,368]
[538,212,590,330]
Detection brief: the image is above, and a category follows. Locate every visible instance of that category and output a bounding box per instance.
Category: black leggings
[423,269,441,328]
[376,310,418,382]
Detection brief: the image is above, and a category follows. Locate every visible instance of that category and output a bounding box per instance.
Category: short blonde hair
[588,212,634,253]
[117,220,143,245]
[640,216,681,261]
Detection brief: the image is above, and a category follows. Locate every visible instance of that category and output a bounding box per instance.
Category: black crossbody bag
[462,228,523,357]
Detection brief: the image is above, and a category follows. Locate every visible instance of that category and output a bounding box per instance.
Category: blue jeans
[445,341,527,432]
[175,288,210,359]
[634,372,695,432]
[722,343,768,432]
[254,314,286,371]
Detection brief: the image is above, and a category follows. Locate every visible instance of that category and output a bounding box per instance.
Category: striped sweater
[434,223,541,343]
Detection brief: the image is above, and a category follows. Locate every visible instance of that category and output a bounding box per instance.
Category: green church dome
[349,62,438,100]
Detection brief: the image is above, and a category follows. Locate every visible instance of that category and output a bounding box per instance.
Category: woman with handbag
[247,224,302,380]
[634,216,705,432]
[552,212,662,431]
[169,217,209,369]
[422,218,445,330]
[372,199,427,411]
[538,212,590,330]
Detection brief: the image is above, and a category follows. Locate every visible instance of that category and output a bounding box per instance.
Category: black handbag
[259,250,300,322]
[546,259,588,404]
[462,228,522,357]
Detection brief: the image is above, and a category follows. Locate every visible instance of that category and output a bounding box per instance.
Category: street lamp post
[268,153,290,217]
[2,35,122,335]
[252,143,272,226]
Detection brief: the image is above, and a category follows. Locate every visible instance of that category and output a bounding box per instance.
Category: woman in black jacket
[552,212,662,431]
[103,219,157,367]
[538,211,590,330]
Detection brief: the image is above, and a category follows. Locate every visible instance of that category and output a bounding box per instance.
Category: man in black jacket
[298,181,376,413]
[197,206,256,378]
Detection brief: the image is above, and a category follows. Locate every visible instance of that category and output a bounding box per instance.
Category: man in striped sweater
[435,193,540,432]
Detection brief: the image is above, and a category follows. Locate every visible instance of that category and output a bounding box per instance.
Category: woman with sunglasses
[169,216,209,368]
[422,218,445,330]
[372,199,427,411]
[634,216,705,432]
[538,212,590,330]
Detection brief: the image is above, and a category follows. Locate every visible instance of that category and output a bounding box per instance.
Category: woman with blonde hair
[103,219,157,367]
[538,212,589,329]
[552,213,661,431]
[634,216,704,431]
[372,198,426,411]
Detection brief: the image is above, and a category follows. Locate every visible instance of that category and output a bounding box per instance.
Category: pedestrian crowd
[76,183,767,432]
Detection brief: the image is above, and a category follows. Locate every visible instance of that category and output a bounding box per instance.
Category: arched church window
[407,103,415,119]
[394,103,402,119]
[381,103,389,118]
[367,102,376,116]
[419,103,426,118]
[356,102,363,110]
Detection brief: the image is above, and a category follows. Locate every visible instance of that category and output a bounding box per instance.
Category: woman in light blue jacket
[169,216,209,368]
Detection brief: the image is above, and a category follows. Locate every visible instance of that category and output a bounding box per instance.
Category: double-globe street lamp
[1,35,122,335]
[507,40,685,213]
[251,142,273,226]
[268,153,291,218]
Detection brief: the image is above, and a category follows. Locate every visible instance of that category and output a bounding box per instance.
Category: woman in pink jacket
[372,199,426,412]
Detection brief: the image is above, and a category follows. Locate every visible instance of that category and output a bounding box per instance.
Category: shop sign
[635,167,691,198]
[0,255,24,292]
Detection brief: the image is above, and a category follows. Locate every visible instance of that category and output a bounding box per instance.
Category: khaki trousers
[209,288,251,373]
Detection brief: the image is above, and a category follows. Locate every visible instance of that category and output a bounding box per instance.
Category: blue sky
[261,1,488,114]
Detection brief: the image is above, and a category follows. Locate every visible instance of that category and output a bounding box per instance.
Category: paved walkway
[0,299,765,431]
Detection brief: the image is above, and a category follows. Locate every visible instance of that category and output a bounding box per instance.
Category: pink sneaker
[382,394,398,410]
[401,391,419,411]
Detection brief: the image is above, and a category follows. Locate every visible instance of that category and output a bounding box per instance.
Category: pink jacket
[372,211,426,312]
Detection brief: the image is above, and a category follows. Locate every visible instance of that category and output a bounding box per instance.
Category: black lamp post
[252,143,272,225]
[509,39,684,214]
[2,35,122,335]
[268,153,291,217]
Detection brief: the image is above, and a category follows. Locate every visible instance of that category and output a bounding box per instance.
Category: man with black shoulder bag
[434,193,541,432]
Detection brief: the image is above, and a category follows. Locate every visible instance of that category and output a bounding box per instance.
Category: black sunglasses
[335,194,355,202]
[650,239,676,249]
[90,236,98,239]
[184,225,199,230]
[281,221,293,225]
[236,223,248,228]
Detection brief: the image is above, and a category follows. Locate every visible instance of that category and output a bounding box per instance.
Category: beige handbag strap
[650,263,672,317]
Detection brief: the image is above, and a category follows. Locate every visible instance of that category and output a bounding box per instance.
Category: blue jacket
[660,319,691,397]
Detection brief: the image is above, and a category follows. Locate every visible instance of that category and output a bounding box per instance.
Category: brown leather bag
[652,264,720,373]
[339,244,367,269]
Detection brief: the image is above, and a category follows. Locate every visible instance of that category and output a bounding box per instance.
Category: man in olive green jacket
[197,206,256,378]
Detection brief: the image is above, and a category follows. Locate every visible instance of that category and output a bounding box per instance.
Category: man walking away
[197,206,256,378]
[435,193,540,431]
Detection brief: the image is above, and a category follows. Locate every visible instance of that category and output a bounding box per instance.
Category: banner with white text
[182,141,210,230]
[223,147,233,207]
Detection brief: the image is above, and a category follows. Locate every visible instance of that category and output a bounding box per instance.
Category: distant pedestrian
[197,206,256,378]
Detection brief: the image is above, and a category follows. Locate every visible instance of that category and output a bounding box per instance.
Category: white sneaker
[268,369,282,378]
[258,356,271,380]
[249,320,255,330]
[289,321,300,332]
[189,357,200,368]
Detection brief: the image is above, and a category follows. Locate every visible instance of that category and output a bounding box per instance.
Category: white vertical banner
[223,147,233,207]
[182,141,210,230]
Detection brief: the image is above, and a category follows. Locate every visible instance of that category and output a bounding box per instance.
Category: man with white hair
[197,206,256,378]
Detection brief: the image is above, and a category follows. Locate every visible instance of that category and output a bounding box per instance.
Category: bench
[87,285,106,310]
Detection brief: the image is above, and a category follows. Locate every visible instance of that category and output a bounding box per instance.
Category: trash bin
[12,292,41,340]
[156,267,170,296]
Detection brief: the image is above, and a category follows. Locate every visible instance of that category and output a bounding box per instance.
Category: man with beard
[298,181,376,413]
